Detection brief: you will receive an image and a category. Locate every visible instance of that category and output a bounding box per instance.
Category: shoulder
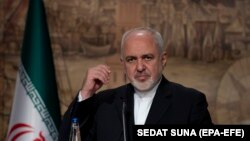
[163,79,209,111]
[171,81,203,94]
[163,78,206,100]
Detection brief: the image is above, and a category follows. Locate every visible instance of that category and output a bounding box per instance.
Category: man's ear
[120,57,127,74]
[161,51,168,67]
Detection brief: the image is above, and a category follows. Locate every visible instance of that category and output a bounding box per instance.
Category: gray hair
[120,27,164,59]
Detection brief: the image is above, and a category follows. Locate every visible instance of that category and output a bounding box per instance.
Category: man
[59,27,213,141]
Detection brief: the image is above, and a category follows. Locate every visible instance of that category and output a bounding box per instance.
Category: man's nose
[136,59,145,72]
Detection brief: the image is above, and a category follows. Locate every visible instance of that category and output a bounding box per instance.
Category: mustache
[134,73,150,78]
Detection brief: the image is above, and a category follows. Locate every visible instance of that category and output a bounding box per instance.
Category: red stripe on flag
[8,123,33,138]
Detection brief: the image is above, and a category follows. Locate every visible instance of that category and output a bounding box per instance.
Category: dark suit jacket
[59,76,213,141]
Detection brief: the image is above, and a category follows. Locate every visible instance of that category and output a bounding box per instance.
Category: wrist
[80,89,93,100]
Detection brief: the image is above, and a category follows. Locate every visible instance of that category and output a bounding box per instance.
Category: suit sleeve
[58,94,97,141]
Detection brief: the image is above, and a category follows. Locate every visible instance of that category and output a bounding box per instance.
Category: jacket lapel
[145,76,172,124]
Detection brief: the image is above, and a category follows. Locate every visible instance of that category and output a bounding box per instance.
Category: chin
[131,79,155,92]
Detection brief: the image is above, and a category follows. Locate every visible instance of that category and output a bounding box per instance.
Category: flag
[6,0,61,140]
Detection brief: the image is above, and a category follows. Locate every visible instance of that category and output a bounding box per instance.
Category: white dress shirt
[133,80,161,125]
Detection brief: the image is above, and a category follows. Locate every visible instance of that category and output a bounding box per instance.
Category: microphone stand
[122,96,127,141]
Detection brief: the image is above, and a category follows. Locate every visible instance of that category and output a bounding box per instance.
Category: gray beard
[131,77,156,92]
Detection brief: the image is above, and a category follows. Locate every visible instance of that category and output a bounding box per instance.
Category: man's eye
[144,56,153,61]
[126,58,135,63]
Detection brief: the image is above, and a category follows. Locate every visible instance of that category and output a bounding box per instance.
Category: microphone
[122,96,127,141]
[122,73,130,141]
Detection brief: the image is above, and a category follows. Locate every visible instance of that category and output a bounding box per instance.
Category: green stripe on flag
[20,0,61,130]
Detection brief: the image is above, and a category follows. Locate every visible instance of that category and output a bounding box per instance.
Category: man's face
[121,32,167,92]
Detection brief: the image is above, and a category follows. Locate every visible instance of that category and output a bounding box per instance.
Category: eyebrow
[142,54,154,58]
[125,53,154,59]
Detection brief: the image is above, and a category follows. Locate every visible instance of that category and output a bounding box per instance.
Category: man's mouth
[135,75,150,81]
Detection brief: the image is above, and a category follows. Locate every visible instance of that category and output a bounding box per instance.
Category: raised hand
[80,64,111,100]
